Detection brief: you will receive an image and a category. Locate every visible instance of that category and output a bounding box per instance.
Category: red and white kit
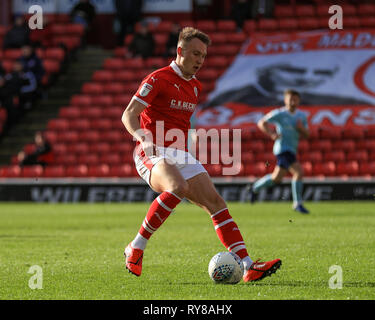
[133,61,207,185]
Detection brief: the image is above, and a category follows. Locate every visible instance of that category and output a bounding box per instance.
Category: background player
[122,27,281,282]
[248,89,310,214]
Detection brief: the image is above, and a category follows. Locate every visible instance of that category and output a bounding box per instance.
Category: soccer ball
[208,252,244,284]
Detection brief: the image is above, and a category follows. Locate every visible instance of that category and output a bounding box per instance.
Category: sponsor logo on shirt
[170,99,196,112]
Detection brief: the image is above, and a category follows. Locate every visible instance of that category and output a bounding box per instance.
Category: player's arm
[257,115,280,141]
[122,98,156,156]
[296,119,309,139]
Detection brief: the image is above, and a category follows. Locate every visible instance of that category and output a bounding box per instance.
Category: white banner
[13,0,192,14]
[143,0,192,13]
[205,30,375,108]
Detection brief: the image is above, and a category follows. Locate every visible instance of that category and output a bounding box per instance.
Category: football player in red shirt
[122,27,281,282]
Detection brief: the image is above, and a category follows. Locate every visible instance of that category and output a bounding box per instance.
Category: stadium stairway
[0,46,112,165]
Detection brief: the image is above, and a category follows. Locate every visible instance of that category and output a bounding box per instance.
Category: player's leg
[249,165,288,203]
[125,159,187,276]
[185,172,281,282]
[289,162,309,214]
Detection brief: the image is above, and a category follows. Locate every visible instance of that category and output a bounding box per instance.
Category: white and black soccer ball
[208,252,244,284]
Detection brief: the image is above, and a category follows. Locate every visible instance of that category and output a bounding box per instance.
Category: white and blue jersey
[264,107,308,156]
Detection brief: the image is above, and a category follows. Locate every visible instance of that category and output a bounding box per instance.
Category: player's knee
[170,180,189,198]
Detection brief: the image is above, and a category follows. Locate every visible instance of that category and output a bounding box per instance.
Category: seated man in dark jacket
[128,22,155,59]
[17,131,53,167]
[70,0,96,29]
[18,45,45,84]
[3,16,30,49]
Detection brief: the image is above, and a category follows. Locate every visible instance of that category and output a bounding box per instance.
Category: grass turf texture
[0,202,374,300]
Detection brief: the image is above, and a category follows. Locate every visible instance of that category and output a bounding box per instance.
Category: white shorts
[134,145,207,187]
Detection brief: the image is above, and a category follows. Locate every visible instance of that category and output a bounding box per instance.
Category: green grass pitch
[0,201,374,300]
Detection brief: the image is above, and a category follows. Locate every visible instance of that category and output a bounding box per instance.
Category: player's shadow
[247,280,375,288]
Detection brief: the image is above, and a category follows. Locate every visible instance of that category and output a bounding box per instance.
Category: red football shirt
[134,61,202,151]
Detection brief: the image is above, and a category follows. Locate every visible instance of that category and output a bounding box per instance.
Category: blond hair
[178,27,211,48]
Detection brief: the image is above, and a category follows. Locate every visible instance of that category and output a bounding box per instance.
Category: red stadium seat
[47,119,69,131]
[1,60,13,73]
[344,17,360,28]
[319,127,341,140]
[255,152,274,163]
[52,143,67,154]
[109,164,133,177]
[358,4,375,16]
[295,5,316,17]
[298,17,320,30]
[43,59,60,74]
[89,142,111,154]
[216,20,236,32]
[334,140,355,152]
[301,161,313,177]
[226,32,246,44]
[103,58,125,70]
[298,140,309,153]
[154,33,168,55]
[80,107,102,118]
[68,142,89,154]
[96,95,113,106]
[70,94,92,106]
[0,165,21,177]
[154,21,173,33]
[103,83,126,95]
[243,20,256,33]
[65,24,85,37]
[112,95,132,106]
[323,151,345,162]
[78,154,99,165]
[56,154,77,165]
[357,139,375,151]
[90,119,112,131]
[278,19,298,31]
[66,165,88,177]
[43,166,65,178]
[92,70,113,83]
[346,151,368,162]
[336,161,359,176]
[300,151,323,162]
[258,19,278,32]
[195,20,216,33]
[274,5,294,18]
[179,20,195,28]
[22,165,44,178]
[101,131,123,142]
[310,140,332,151]
[342,127,365,140]
[52,36,81,51]
[57,131,79,143]
[81,82,104,95]
[366,127,375,138]
[113,70,137,82]
[99,154,122,165]
[361,16,375,28]
[245,161,268,177]
[198,69,219,81]
[79,131,101,143]
[205,56,228,69]
[4,49,21,60]
[359,162,375,176]
[105,107,124,119]
[243,141,265,153]
[214,44,240,56]
[313,161,336,177]
[87,164,110,177]
[59,106,80,119]
[69,119,91,131]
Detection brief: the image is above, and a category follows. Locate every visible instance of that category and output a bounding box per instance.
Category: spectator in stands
[164,23,180,57]
[231,0,252,31]
[4,61,37,111]
[18,45,45,85]
[114,0,143,46]
[251,0,274,19]
[127,22,155,59]
[17,131,53,167]
[3,15,30,49]
[70,0,96,30]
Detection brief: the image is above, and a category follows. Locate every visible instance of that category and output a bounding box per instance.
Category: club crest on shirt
[194,86,198,97]
[140,83,153,97]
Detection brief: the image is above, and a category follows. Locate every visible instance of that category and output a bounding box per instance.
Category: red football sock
[211,208,249,259]
[138,191,182,240]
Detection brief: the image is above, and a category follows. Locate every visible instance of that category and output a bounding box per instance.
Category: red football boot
[243,259,282,282]
[124,243,144,277]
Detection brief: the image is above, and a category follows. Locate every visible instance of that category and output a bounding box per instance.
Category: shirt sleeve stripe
[134,96,149,107]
